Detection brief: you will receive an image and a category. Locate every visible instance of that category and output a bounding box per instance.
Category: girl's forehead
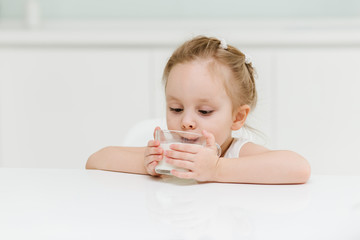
[167,59,230,87]
[165,62,232,104]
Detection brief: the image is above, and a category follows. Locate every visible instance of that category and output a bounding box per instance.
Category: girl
[86,36,311,184]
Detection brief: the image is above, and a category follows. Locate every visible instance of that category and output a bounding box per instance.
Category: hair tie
[244,53,252,64]
[219,39,228,50]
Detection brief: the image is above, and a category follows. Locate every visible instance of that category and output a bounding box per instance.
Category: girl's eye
[199,110,213,115]
[169,107,183,113]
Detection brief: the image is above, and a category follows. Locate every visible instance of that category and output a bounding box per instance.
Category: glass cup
[154,129,221,176]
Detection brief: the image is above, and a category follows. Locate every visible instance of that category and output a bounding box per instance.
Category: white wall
[0,20,360,175]
[1,0,360,19]
[0,48,154,168]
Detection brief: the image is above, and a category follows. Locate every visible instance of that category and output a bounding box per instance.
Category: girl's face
[165,59,236,147]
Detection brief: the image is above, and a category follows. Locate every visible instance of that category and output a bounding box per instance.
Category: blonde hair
[163,36,257,111]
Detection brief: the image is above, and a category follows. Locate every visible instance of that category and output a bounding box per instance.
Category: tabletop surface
[0,168,359,240]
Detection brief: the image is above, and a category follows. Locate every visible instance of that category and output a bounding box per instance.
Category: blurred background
[0,0,359,175]
[1,0,360,20]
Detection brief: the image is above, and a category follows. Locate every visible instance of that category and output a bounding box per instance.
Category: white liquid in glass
[155,143,188,175]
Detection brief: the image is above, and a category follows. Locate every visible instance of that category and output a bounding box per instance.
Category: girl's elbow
[295,163,311,184]
[300,160,311,183]
[86,153,97,169]
[291,151,311,184]
[85,147,109,170]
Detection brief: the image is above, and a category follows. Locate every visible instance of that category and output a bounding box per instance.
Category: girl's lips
[180,136,199,143]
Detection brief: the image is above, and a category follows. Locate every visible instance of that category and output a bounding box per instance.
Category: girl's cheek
[166,117,177,129]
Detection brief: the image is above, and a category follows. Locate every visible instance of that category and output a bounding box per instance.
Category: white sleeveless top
[223,137,250,158]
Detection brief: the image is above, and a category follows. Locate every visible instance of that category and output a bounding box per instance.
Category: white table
[0,168,359,240]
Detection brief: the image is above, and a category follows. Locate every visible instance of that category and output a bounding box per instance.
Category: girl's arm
[86,146,148,175]
[214,143,311,184]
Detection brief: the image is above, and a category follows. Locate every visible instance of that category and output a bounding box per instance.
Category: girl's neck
[220,136,234,157]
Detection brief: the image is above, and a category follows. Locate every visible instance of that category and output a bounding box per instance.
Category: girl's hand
[164,130,220,182]
[144,127,163,176]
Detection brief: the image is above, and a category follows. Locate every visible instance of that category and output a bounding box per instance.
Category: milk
[155,143,188,175]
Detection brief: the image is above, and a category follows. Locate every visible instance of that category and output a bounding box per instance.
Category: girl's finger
[145,147,163,157]
[147,161,160,176]
[169,143,201,154]
[144,155,163,165]
[147,139,160,147]
[171,169,194,179]
[165,150,194,162]
[202,130,216,148]
[149,160,158,169]
[166,158,194,170]
[153,126,161,139]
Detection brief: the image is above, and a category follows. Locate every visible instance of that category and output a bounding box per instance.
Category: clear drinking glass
[154,129,221,175]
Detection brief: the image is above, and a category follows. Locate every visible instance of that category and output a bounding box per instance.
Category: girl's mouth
[180,136,199,144]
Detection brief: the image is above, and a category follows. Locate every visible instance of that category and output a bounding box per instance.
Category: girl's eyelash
[169,107,183,113]
[199,110,214,115]
[169,107,213,115]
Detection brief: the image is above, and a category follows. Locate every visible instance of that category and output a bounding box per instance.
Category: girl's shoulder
[224,137,269,158]
[239,141,269,157]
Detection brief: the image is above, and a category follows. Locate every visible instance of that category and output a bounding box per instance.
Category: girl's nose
[181,114,196,130]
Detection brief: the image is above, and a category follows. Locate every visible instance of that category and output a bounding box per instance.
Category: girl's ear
[231,105,250,131]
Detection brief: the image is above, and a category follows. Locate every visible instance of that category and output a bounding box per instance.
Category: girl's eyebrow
[166,95,180,101]
[198,98,212,103]
[166,96,213,103]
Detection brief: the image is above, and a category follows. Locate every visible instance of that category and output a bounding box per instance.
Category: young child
[86,36,311,184]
